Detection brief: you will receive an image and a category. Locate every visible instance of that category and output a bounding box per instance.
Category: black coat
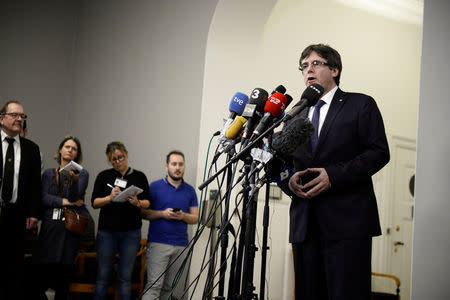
[0,137,42,226]
[287,88,390,243]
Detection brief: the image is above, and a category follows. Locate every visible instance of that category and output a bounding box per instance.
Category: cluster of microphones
[206,83,325,188]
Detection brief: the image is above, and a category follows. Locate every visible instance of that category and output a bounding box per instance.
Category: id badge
[52,208,61,220]
[114,178,127,189]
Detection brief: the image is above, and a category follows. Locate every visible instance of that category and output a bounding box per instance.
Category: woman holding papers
[91,141,151,300]
[32,135,90,299]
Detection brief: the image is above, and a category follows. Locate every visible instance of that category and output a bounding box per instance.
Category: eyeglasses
[111,155,125,163]
[299,60,330,72]
[2,113,28,120]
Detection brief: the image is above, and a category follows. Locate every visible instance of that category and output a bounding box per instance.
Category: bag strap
[55,168,62,197]
[55,168,70,215]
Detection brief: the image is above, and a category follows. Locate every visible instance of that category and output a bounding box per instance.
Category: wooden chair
[69,238,147,300]
[371,272,401,300]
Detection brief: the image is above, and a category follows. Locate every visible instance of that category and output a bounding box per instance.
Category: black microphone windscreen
[285,94,293,107]
[272,117,315,155]
[272,85,286,95]
[301,83,325,106]
[249,88,269,113]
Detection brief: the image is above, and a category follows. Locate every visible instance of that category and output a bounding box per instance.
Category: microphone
[284,83,324,121]
[215,137,242,160]
[228,92,249,118]
[213,116,246,160]
[271,84,286,95]
[268,159,293,184]
[258,117,313,185]
[271,117,315,156]
[247,148,274,179]
[250,149,292,191]
[225,116,247,139]
[250,92,287,141]
[273,94,293,121]
[219,92,249,138]
[285,94,293,107]
[241,88,269,141]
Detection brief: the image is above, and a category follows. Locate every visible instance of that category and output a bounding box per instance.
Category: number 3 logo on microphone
[251,89,260,99]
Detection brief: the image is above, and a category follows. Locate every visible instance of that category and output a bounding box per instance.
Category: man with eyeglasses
[283,44,390,300]
[0,100,42,299]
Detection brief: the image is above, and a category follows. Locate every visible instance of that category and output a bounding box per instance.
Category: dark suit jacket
[287,88,390,243]
[0,136,41,226]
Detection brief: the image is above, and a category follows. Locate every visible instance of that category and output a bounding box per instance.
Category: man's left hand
[303,167,330,198]
[170,209,183,220]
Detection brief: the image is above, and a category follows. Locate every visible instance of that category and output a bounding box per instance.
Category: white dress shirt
[307,85,338,136]
[1,130,21,203]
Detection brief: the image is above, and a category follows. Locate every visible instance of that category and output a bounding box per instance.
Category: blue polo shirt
[147,177,198,246]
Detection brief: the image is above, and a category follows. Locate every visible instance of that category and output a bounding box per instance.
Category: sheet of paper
[111,185,143,203]
[60,161,83,176]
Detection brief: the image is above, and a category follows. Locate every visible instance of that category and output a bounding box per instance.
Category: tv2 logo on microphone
[269,95,286,110]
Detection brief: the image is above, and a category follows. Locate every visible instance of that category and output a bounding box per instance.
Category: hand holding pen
[107,183,121,202]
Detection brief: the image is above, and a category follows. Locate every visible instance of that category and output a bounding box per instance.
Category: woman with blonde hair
[91,141,151,300]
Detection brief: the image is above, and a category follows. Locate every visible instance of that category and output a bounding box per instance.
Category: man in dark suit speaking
[0,100,41,299]
[286,44,390,300]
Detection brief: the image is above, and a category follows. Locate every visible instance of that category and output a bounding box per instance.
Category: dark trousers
[34,263,73,300]
[0,203,26,300]
[292,236,372,300]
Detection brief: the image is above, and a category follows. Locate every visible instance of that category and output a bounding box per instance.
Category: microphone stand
[240,159,260,300]
[259,177,271,300]
[198,110,301,300]
[198,116,287,191]
[205,220,218,300]
[229,163,251,300]
[241,135,277,300]
[216,153,239,300]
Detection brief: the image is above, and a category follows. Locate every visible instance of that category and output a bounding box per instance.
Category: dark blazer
[0,136,41,224]
[288,88,390,243]
[0,136,41,300]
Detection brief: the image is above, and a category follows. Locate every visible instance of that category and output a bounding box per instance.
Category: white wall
[411,0,450,299]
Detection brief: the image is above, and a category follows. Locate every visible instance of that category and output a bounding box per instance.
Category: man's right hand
[162,207,180,220]
[288,170,310,198]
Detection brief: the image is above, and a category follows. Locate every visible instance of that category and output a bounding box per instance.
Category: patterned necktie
[310,100,326,152]
[2,137,15,201]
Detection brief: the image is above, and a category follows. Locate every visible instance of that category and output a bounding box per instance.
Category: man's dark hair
[166,150,185,164]
[300,44,342,86]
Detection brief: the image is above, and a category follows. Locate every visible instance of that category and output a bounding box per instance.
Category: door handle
[394,241,404,246]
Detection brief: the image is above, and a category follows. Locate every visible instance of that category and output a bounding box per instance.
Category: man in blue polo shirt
[142,150,198,300]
